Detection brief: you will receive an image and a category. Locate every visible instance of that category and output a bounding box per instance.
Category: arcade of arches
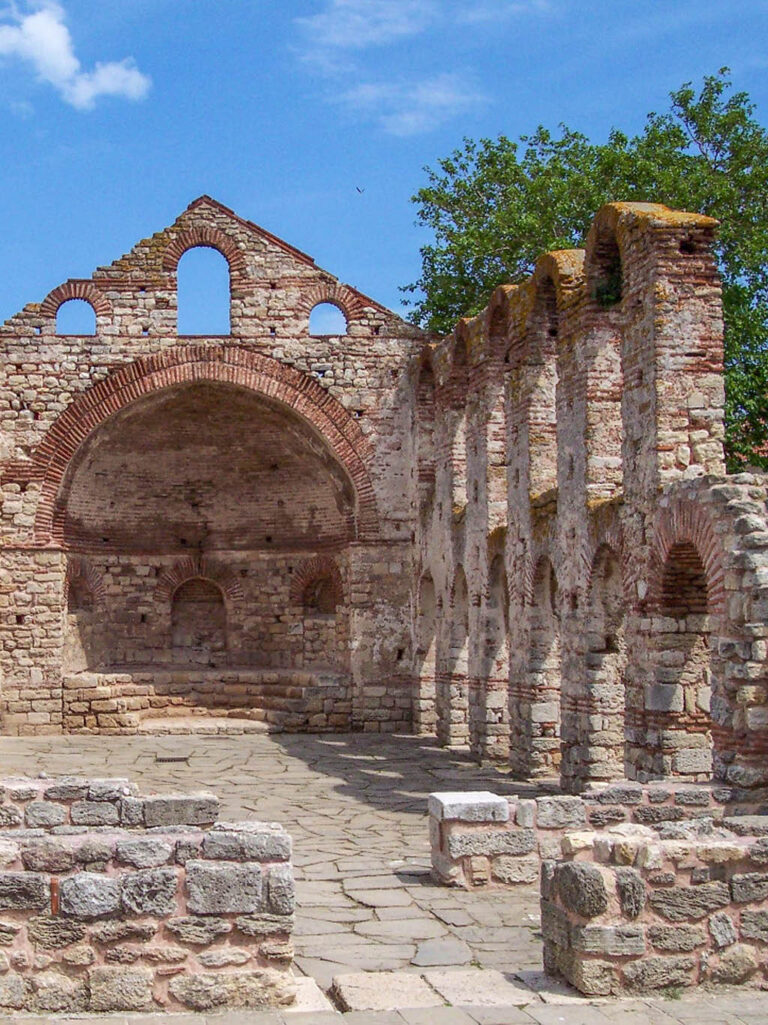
[1,196,768,794]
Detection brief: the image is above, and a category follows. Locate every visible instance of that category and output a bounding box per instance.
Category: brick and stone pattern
[414,201,768,791]
[541,818,768,995]
[2,194,768,785]
[429,783,766,889]
[0,195,422,738]
[0,775,295,1013]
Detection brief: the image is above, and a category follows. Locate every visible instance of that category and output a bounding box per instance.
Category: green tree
[403,70,768,468]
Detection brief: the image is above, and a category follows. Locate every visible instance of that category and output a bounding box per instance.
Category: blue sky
[1,0,767,327]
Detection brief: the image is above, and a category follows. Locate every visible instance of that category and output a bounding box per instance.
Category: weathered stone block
[43,778,89,801]
[143,794,219,828]
[267,864,294,915]
[70,801,119,827]
[427,792,509,823]
[89,966,154,1011]
[741,910,768,942]
[731,872,768,903]
[648,882,730,921]
[166,916,232,945]
[491,855,539,884]
[121,868,178,917]
[648,924,706,952]
[90,920,157,945]
[116,838,173,868]
[25,802,67,829]
[0,973,26,1009]
[616,867,646,919]
[622,955,695,991]
[21,839,74,873]
[536,796,587,830]
[571,924,646,956]
[27,916,86,950]
[556,863,608,919]
[186,861,263,914]
[59,872,120,919]
[709,911,737,948]
[236,913,294,937]
[710,943,758,984]
[28,971,87,1013]
[446,827,535,859]
[169,970,295,1011]
[0,872,48,911]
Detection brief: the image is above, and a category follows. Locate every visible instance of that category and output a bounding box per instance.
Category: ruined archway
[41,351,370,731]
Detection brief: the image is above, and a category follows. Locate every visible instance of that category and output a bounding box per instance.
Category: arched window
[171,577,227,662]
[304,576,338,616]
[645,540,712,780]
[177,246,231,335]
[67,576,94,613]
[56,299,96,335]
[309,302,348,336]
[590,230,623,308]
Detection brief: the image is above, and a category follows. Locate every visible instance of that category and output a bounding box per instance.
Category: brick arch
[299,282,367,323]
[649,500,726,615]
[40,280,111,320]
[290,556,344,607]
[162,226,247,282]
[65,557,106,609]
[30,345,379,544]
[155,557,244,605]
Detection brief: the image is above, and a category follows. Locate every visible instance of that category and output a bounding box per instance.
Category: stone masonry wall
[429,783,767,889]
[542,818,768,995]
[414,201,768,791]
[0,195,422,736]
[0,775,295,1013]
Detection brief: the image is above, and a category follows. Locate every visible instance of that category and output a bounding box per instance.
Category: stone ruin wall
[1,194,768,780]
[414,201,768,793]
[0,775,295,1013]
[0,196,423,736]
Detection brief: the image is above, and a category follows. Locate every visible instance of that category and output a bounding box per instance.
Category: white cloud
[339,73,486,136]
[297,0,549,134]
[296,0,437,50]
[0,1,150,110]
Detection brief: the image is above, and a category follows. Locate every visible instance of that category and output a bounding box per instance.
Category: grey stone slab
[411,939,472,967]
[428,792,509,823]
[422,969,537,1008]
[333,971,443,1011]
[400,1008,478,1024]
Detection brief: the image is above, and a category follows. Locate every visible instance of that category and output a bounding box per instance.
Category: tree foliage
[403,70,768,468]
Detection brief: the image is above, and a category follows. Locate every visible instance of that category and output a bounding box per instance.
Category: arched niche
[524,555,561,778]
[63,560,104,673]
[177,246,231,335]
[647,539,713,779]
[473,553,510,760]
[584,545,627,780]
[171,577,227,664]
[414,572,437,735]
[439,566,469,747]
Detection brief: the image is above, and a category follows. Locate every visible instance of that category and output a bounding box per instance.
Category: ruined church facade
[1,197,767,793]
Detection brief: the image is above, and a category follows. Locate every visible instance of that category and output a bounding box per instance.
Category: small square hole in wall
[270,326,277,337]
[15,615,25,625]
[140,613,147,623]
[34,326,42,335]
[142,326,149,336]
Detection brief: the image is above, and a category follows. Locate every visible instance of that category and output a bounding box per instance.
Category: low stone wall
[63,668,351,733]
[542,818,768,995]
[0,776,295,1013]
[429,783,764,888]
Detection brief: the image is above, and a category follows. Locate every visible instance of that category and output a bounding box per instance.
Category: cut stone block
[422,967,537,1007]
[332,970,444,1011]
[428,792,509,824]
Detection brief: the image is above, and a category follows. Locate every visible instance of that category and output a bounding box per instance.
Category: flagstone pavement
[0,729,766,1024]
